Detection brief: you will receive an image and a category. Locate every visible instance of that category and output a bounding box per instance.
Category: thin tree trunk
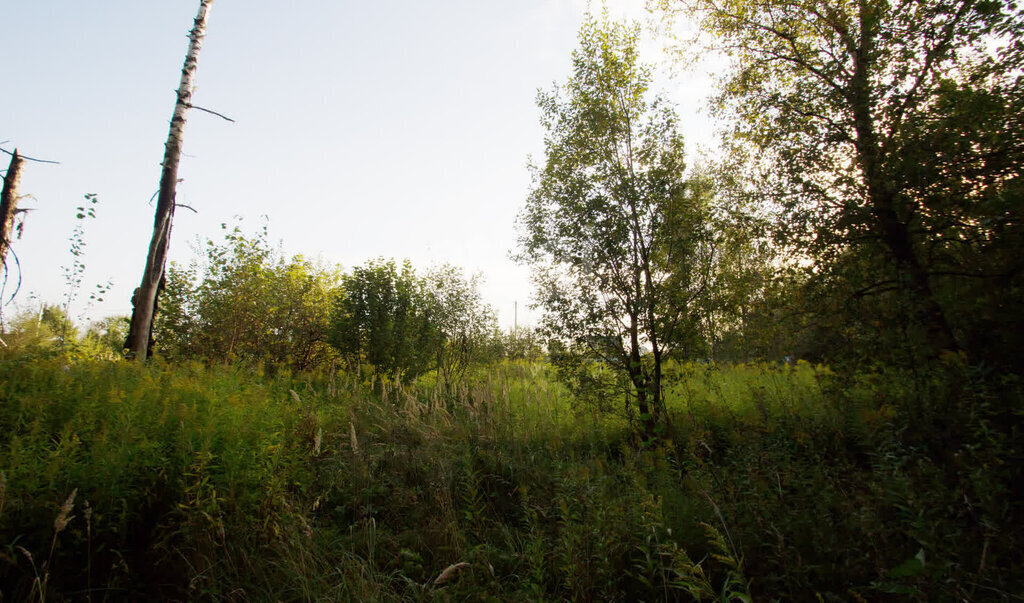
[626,312,656,438]
[0,150,24,278]
[127,0,214,360]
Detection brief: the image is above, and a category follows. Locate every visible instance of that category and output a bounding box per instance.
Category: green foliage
[422,265,499,387]
[330,258,439,380]
[153,229,500,380]
[50,193,115,353]
[0,305,132,364]
[683,166,791,363]
[1,350,1018,600]
[2,3,1022,600]
[0,306,67,354]
[40,305,77,348]
[330,259,498,385]
[518,15,716,434]
[83,315,129,358]
[657,0,1024,365]
[59,194,97,321]
[155,220,339,371]
[498,326,545,362]
[0,355,321,599]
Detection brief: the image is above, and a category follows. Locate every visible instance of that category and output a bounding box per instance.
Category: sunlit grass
[0,353,1019,600]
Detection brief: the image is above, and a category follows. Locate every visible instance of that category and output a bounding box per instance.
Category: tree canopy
[518,17,716,434]
[156,222,339,371]
[655,0,1024,364]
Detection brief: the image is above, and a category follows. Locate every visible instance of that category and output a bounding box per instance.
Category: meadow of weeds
[0,350,1021,600]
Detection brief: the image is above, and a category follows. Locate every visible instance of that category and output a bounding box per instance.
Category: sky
[2,0,718,330]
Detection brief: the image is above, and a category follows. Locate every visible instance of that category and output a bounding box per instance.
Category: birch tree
[517,17,712,437]
[126,0,214,360]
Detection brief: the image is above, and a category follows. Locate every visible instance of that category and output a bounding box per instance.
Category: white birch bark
[127,0,214,359]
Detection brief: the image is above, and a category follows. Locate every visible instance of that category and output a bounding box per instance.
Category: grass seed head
[434,561,470,586]
[54,489,77,534]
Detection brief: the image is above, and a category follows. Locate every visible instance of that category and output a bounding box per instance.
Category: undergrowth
[0,354,1020,600]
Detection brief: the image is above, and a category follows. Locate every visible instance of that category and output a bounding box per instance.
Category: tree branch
[884,0,975,150]
[185,103,236,123]
[1,246,23,306]
[0,147,60,165]
[852,279,901,298]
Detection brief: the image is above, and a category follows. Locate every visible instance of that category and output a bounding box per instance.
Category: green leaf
[887,548,925,578]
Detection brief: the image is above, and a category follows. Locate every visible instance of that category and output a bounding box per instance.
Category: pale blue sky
[3,0,717,329]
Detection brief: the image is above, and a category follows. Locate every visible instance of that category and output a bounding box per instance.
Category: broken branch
[186,103,235,123]
[0,147,60,165]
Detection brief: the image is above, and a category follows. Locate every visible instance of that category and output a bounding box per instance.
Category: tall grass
[0,352,1020,600]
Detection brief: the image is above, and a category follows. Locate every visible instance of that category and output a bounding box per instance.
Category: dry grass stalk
[289,389,302,404]
[328,359,337,398]
[433,561,470,586]
[349,421,360,456]
[84,500,93,598]
[16,545,44,601]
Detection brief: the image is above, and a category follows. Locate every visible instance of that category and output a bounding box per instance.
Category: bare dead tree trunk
[127,0,214,360]
[0,149,24,274]
[0,149,25,334]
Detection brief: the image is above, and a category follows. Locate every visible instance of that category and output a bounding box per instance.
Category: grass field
[1,352,1021,600]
